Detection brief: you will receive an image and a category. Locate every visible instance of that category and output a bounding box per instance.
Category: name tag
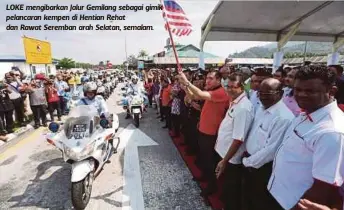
[228,108,234,118]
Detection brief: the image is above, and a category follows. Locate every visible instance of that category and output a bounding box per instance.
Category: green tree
[137,50,149,59]
[126,54,138,67]
[56,57,75,69]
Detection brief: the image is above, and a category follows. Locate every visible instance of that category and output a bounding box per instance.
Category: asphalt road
[0,85,210,210]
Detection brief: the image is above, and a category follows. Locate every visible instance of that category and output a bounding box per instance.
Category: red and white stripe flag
[162,0,193,37]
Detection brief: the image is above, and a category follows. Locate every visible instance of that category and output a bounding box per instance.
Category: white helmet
[131,75,139,81]
[83,82,97,93]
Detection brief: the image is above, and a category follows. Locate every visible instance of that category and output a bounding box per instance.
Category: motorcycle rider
[77,82,109,118]
[123,75,147,119]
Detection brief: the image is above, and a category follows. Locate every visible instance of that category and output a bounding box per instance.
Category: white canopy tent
[199,1,344,70]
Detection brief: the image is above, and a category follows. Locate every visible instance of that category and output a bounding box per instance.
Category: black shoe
[43,123,48,127]
[125,115,130,119]
[160,118,164,122]
[34,125,40,129]
[58,117,62,121]
[162,126,168,129]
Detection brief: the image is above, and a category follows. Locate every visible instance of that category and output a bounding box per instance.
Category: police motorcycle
[96,81,108,100]
[104,80,112,96]
[122,78,146,128]
[46,105,120,210]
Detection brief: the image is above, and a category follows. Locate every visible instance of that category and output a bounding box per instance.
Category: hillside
[229,42,344,58]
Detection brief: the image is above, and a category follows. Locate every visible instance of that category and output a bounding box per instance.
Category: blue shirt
[55,80,68,96]
[76,95,108,116]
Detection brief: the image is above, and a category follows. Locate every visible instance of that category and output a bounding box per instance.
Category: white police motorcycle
[46,105,120,210]
[122,87,145,127]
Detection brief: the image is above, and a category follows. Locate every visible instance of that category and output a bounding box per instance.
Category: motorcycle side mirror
[48,122,60,133]
[100,119,108,128]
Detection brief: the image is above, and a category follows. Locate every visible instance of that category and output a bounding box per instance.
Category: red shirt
[161,85,172,106]
[46,87,59,103]
[199,87,231,135]
[144,82,153,95]
[338,104,344,112]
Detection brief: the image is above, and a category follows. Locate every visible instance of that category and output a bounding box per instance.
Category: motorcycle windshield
[64,105,99,140]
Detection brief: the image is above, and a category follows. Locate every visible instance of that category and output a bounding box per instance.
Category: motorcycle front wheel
[71,172,94,210]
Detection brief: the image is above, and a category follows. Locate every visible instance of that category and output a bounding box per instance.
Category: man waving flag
[162,0,193,37]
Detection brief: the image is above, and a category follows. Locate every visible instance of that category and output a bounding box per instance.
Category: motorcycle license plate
[72,124,87,132]
[72,132,85,139]
[133,108,140,114]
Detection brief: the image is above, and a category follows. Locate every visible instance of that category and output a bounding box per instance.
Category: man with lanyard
[242,78,294,210]
[214,73,254,210]
[55,74,69,115]
[5,72,25,126]
[178,70,230,196]
[267,65,344,210]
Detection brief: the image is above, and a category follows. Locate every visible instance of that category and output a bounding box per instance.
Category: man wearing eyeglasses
[267,65,344,210]
[242,78,294,210]
[214,72,254,210]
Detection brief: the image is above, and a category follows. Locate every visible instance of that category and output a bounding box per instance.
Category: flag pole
[160,0,182,72]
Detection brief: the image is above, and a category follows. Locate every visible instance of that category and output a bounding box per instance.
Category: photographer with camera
[5,71,26,127]
[26,76,48,129]
[0,81,15,139]
[45,79,61,122]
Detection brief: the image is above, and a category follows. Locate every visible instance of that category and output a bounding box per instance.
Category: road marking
[119,124,158,210]
[0,128,44,161]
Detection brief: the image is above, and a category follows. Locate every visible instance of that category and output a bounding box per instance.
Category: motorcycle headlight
[64,141,96,161]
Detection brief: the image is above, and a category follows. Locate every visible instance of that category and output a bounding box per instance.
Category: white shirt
[249,90,261,113]
[268,101,344,210]
[282,87,292,98]
[7,81,22,100]
[247,89,254,99]
[243,100,294,169]
[215,93,254,164]
[221,78,229,89]
[127,82,145,95]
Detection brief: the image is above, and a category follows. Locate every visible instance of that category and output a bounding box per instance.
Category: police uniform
[77,95,108,116]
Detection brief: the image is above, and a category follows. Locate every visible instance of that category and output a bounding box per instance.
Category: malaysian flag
[162,0,193,36]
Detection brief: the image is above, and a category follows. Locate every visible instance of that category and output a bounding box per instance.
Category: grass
[12,115,34,132]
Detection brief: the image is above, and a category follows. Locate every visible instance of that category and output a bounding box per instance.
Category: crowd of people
[1,62,344,210]
[143,63,344,210]
[0,68,112,142]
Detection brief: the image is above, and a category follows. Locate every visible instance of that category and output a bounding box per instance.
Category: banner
[23,37,52,64]
[273,51,284,72]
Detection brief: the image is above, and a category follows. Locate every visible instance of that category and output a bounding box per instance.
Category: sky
[0,0,271,64]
